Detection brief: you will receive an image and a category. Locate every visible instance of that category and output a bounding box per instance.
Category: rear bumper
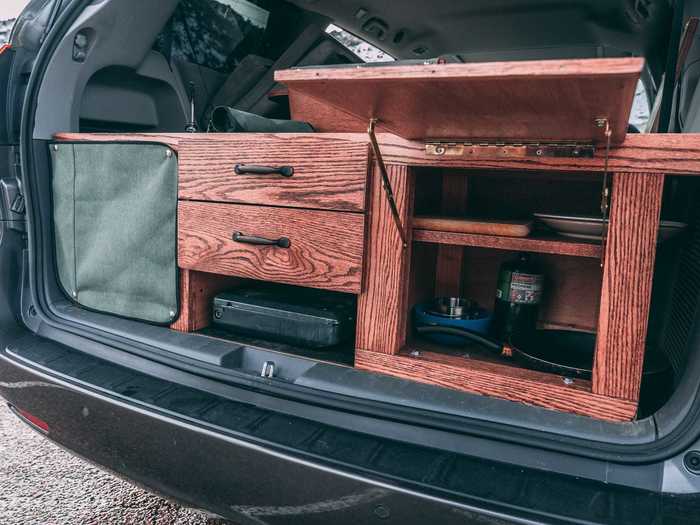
[3,331,699,524]
[0,336,530,525]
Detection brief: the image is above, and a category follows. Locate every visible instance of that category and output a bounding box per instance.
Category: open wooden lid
[275,57,644,144]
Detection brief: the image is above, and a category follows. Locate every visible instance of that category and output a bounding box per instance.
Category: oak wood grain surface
[171,270,242,332]
[413,230,602,258]
[178,201,365,294]
[414,217,532,237]
[434,174,469,297]
[276,57,645,82]
[593,172,664,400]
[355,349,637,421]
[287,89,380,133]
[356,164,414,354]
[276,58,643,143]
[178,135,370,212]
[54,132,700,175]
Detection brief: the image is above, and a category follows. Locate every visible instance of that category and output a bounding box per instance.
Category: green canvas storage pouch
[50,142,178,324]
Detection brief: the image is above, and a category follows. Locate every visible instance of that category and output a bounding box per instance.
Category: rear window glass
[156,0,270,72]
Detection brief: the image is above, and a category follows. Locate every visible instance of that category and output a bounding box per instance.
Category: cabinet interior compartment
[410,167,605,334]
[356,164,664,422]
[174,270,357,366]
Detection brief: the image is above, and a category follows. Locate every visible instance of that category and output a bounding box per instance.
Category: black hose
[415,325,503,353]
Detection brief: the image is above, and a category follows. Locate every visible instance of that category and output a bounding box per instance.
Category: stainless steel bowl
[430,297,477,318]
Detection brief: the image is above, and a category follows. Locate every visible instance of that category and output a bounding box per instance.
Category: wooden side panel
[171,270,241,332]
[178,201,365,294]
[414,230,602,258]
[355,349,637,421]
[288,89,369,132]
[434,174,469,297]
[593,172,664,400]
[178,135,370,212]
[356,164,414,354]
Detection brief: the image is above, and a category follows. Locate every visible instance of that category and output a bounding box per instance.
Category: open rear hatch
[15,0,700,477]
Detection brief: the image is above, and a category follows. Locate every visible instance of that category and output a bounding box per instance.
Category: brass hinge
[425,141,595,158]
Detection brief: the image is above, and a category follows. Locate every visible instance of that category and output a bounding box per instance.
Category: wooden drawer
[178,201,365,294]
[178,134,370,212]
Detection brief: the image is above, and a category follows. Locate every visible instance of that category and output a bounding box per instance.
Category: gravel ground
[0,403,231,525]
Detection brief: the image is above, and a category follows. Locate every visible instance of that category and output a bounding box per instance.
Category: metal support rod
[367,118,407,248]
[596,118,613,268]
[185,81,198,133]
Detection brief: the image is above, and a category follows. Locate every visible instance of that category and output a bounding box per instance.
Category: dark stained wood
[276,58,643,143]
[593,172,664,400]
[171,270,242,332]
[355,349,637,421]
[54,132,700,176]
[179,135,370,212]
[178,201,365,294]
[434,174,469,297]
[356,164,414,354]
[414,230,602,258]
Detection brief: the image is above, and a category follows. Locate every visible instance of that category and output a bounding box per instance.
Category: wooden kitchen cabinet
[55,56,700,421]
[279,57,664,421]
[354,165,663,421]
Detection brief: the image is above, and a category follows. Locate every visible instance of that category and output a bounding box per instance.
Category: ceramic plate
[533,213,686,242]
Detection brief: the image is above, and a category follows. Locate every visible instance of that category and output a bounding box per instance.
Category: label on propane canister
[495,271,544,304]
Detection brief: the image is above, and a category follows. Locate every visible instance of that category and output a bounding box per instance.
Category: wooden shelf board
[413,229,602,258]
[355,348,636,421]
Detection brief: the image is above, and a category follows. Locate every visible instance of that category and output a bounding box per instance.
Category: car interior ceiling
[24,0,700,444]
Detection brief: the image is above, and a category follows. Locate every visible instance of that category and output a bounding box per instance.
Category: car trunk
[18,0,700,469]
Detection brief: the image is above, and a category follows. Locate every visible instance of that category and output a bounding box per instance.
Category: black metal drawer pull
[233,231,291,248]
[234,164,294,177]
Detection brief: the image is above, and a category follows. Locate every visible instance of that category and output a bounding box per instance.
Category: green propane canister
[492,252,544,346]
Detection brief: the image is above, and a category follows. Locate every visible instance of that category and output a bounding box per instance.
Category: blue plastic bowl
[413,302,492,346]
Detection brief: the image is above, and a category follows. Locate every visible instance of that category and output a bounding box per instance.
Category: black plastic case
[212,285,356,348]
